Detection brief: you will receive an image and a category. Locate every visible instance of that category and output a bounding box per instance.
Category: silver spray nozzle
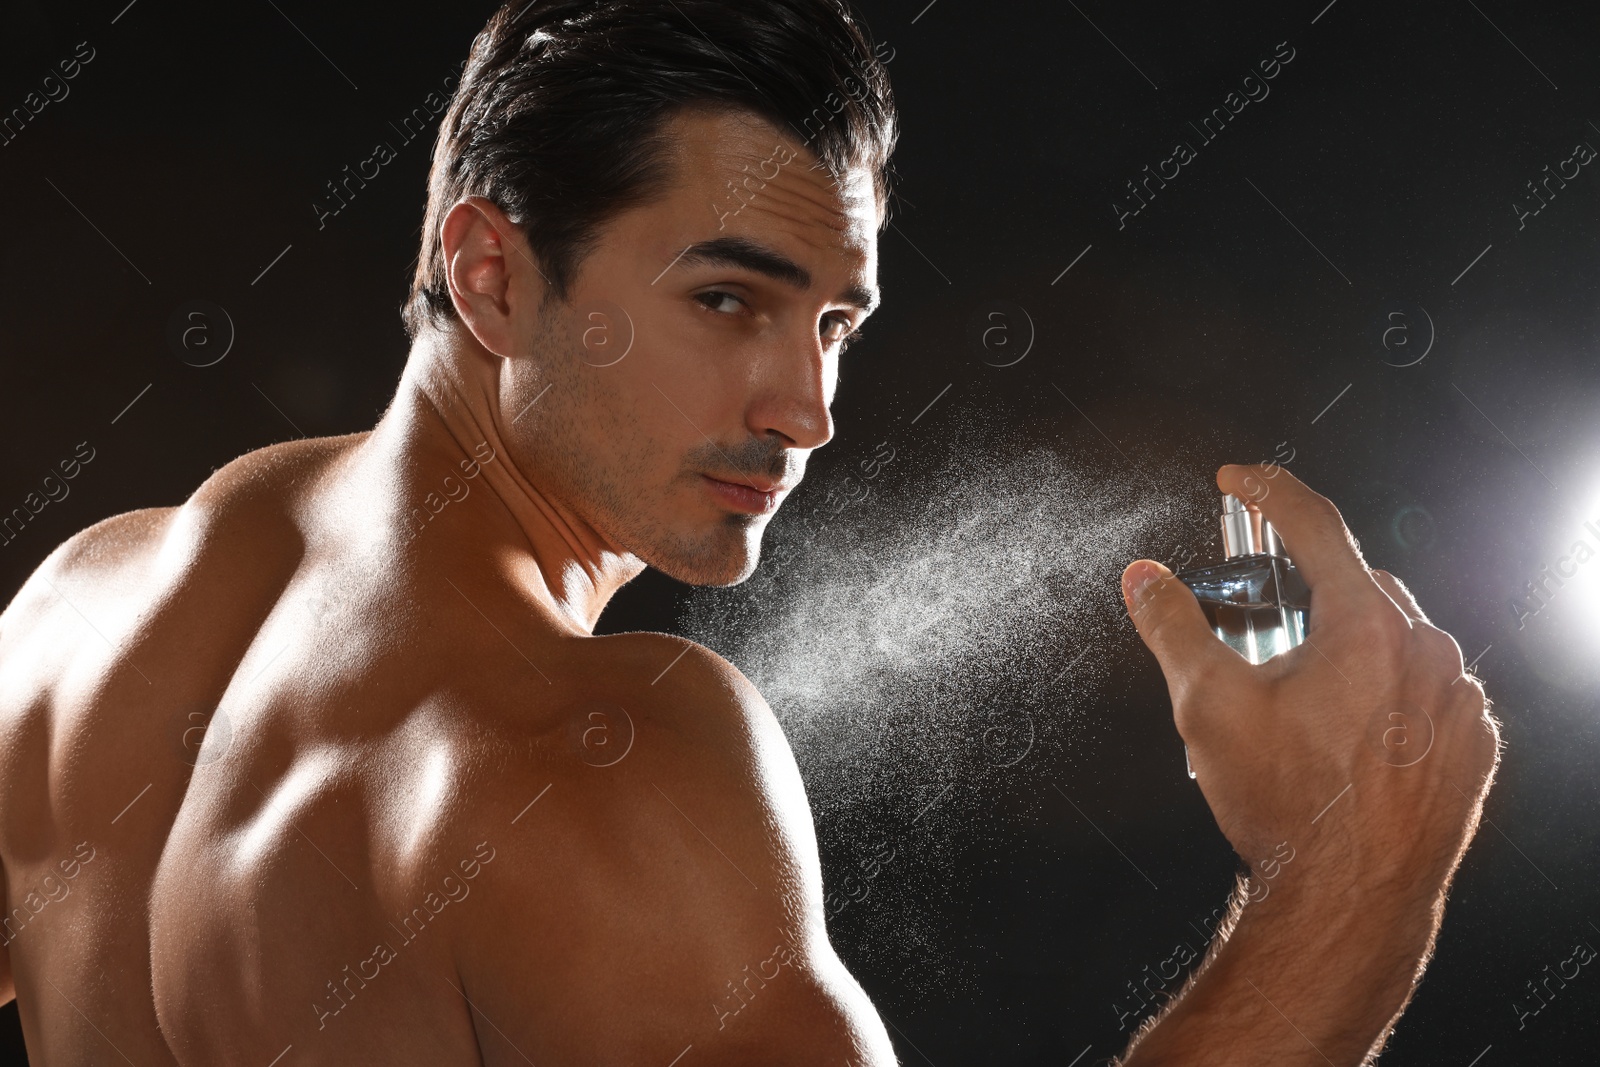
[1219,493,1284,559]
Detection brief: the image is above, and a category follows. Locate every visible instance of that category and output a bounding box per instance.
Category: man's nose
[750,335,834,451]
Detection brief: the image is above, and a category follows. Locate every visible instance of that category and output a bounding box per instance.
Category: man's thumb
[1122,560,1225,680]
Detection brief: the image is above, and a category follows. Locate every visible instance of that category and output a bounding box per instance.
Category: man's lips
[702,468,794,495]
[701,474,790,515]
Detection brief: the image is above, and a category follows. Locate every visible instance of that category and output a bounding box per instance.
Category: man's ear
[440,195,545,358]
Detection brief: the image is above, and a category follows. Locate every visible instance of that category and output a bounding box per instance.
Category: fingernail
[1123,561,1167,601]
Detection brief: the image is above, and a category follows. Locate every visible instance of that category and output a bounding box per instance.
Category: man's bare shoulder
[440,632,898,1067]
[0,433,362,686]
[1,433,363,595]
[1,504,171,623]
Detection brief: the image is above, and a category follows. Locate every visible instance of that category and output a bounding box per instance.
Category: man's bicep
[647,646,899,1060]
[729,938,901,1067]
[452,645,896,1065]
[458,862,894,1067]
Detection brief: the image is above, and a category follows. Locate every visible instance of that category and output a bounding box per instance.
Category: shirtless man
[0,1,1500,1063]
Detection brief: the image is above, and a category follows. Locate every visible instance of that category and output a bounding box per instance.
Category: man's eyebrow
[673,235,879,314]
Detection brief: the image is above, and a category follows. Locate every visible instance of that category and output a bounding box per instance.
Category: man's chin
[642,521,764,588]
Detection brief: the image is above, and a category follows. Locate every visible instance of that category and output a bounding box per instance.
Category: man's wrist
[1231,869,1439,1045]
[1118,870,1443,1066]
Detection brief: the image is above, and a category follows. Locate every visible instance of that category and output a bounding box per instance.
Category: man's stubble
[515,293,786,588]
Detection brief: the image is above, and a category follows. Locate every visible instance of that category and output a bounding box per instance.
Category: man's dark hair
[400,0,899,342]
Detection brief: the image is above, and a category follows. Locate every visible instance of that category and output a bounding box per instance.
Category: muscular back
[0,433,895,1065]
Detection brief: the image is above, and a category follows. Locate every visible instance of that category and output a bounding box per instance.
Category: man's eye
[826,315,863,350]
[694,290,745,315]
[695,293,862,349]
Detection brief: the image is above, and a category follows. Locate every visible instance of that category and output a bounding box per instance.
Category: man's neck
[360,331,647,634]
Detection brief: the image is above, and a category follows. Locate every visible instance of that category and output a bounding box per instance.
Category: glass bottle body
[1173,553,1311,777]
[1177,554,1311,663]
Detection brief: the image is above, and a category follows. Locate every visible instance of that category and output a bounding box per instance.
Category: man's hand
[1109,463,1504,1065]
[1123,462,1501,905]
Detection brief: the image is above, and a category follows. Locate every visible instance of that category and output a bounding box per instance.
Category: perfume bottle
[1172,493,1311,779]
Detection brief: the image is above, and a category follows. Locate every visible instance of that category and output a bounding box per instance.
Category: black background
[3,0,1599,1063]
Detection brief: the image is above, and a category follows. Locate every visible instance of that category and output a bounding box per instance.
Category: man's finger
[1370,569,1431,626]
[1122,560,1242,697]
[1217,464,1381,604]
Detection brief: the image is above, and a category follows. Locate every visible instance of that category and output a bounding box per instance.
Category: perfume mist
[1172,493,1311,778]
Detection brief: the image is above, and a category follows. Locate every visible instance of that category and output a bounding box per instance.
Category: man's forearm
[1115,873,1440,1066]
